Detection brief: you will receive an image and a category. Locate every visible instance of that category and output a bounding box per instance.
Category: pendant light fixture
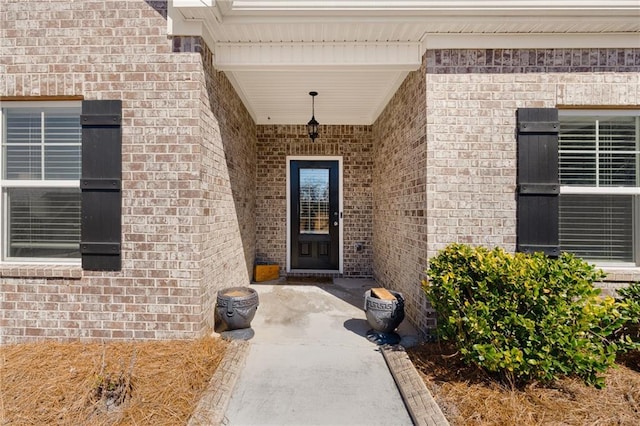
[307,91,319,141]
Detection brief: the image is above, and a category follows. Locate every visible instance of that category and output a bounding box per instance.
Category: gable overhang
[168,0,640,125]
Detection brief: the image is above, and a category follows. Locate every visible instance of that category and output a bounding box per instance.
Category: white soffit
[213,40,422,124]
[169,0,640,125]
[227,70,409,125]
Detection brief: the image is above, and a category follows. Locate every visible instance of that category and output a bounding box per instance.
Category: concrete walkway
[223,279,417,426]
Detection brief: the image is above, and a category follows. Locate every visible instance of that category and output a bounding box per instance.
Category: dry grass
[408,343,640,426]
[0,337,228,425]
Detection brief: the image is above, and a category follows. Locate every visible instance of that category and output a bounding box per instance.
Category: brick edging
[381,345,449,426]
[188,340,251,426]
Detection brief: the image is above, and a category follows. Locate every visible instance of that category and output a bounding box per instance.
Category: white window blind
[7,188,81,258]
[4,109,81,180]
[559,194,633,262]
[558,113,639,265]
[1,105,81,261]
[559,116,637,187]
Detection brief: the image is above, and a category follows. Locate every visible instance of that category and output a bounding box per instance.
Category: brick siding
[256,125,373,277]
[373,48,640,336]
[426,49,640,306]
[1,0,638,343]
[372,57,434,334]
[0,1,256,343]
[193,38,257,333]
[425,48,640,292]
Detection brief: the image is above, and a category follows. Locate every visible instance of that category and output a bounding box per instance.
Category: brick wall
[372,57,434,334]
[2,0,637,344]
[425,48,640,286]
[372,48,640,337]
[256,125,373,277]
[0,0,256,342]
[188,38,257,333]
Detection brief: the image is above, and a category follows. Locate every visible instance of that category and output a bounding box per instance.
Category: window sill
[0,263,82,279]
[600,267,640,283]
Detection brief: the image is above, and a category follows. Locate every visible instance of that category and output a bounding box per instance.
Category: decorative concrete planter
[215,287,259,332]
[363,289,405,334]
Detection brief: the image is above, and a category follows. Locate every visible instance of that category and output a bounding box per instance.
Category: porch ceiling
[169,0,640,125]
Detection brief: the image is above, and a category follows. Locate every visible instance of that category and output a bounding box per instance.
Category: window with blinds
[7,188,81,258]
[558,112,639,265]
[299,168,330,234]
[1,104,81,261]
[559,194,633,262]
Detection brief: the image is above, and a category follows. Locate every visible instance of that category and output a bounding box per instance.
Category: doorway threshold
[288,269,340,275]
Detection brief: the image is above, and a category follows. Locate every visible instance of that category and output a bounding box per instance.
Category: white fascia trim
[173,1,214,6]
[422,33,640,50]
[168,1,218,50]
[213,42,423,71]
[168,2,203,36]
[229,1,640,11]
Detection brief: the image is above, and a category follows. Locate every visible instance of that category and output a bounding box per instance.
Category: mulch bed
[1,337,228,425]
[407,342,640,425]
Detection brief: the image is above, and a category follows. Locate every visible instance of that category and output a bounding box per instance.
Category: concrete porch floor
[222,278,419,425]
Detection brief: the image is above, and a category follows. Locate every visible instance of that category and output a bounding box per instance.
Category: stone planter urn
[363,288,405,344]
[215,287,259,333]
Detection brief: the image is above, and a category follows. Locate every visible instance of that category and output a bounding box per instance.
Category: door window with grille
[299,168,330,235]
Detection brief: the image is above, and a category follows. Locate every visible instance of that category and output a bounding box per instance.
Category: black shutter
[81,100,122,270]
[516,108,559,257]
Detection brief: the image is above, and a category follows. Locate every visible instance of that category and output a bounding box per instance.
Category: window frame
[558,109,640,267]
[0,101,82,265]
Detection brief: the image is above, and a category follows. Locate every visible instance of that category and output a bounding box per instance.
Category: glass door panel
[299,168,329,234]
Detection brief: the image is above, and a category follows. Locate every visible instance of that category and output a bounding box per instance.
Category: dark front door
[290,160,339,270]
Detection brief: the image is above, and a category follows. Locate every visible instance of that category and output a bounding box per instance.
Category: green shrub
[616,282,640,341]
[617,281,640,310]
[423,243,636,388]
